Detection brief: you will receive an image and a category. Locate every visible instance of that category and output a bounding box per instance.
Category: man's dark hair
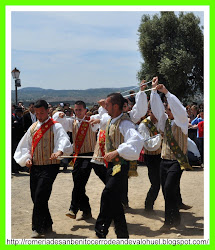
[107,93,124,111]
[34,100,48,109]
[29,102,34,106]
[15,107,23,113]
[75,100,86,109]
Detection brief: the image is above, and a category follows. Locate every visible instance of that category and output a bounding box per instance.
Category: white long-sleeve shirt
[52,112,99,133]
[14,117,73,167]
[150,90,188,135]
[129,91,148,124]
[138,117,162,151]
[90,107,110,131]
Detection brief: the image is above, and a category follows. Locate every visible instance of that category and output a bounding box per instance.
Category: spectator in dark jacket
[12,107,25,173]
[23,103,37,132]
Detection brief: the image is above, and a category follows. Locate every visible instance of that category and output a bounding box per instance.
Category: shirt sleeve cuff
[25,158,31,163]
[116,148,122,156]
[165,91,171,98]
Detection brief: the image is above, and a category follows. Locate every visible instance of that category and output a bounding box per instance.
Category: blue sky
[11,9,204,90]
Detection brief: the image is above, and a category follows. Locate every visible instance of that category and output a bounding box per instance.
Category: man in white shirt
[90,83,148,210]
[53,101,107,221]
[14,100,73,238]
[95,93,144,239]
[138,107,162,211]
[150,81,192,232]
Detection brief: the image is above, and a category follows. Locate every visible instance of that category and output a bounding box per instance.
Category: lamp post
[11,67,21,105]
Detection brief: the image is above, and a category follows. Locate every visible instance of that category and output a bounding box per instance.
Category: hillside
[11,86,137,105]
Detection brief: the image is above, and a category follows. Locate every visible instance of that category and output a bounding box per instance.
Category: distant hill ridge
[11,86,137,105]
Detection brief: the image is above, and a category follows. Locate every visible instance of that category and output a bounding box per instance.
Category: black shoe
[159,224,171,233]
[44,225,53,233]
[122,203,130,211]
[95,228,106,239]
[31,230,42,238]
[145,205,153,212]
[96,232,106,239]
[145,207,153,210]
[77,211,92,221]
[179,203,192,210]
[12,170,19,174]
[66,210,76,219]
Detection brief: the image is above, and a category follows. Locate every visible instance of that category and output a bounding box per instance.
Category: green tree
[137,11,203,100]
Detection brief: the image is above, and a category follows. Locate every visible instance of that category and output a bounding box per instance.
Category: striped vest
[72,120,97,154]
[30,122,59,165]
[161,122,187,160]
[105,113,131,153]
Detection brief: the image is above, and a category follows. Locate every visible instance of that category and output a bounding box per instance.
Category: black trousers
[188,151,201,166]
[12,140,21,172]
[197,138,204,163]
[30,164,59,233]
[120,163,129,206]
[70,153,107,214]
[160,159,183,225]
[144,154,161,209]
[95,162,129,238]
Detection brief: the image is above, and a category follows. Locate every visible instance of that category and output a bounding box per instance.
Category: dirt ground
[11,164,204,239]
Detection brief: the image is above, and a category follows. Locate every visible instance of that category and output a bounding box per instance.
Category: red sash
[98,130,108,168]
[31,118,57,157]
[72,117,90,165]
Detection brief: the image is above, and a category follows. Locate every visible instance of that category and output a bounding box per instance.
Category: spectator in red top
[197,120,204,164]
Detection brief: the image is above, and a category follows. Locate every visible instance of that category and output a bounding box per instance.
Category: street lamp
[11,67,21,105]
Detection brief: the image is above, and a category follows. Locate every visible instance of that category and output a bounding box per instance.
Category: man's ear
[113,104,118,110]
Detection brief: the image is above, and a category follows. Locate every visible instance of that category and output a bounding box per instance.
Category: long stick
[120,80,152,95]
[57,156,104,160]
[123,87,156,98]
[58,135,160,160]
[66,116,90,123]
